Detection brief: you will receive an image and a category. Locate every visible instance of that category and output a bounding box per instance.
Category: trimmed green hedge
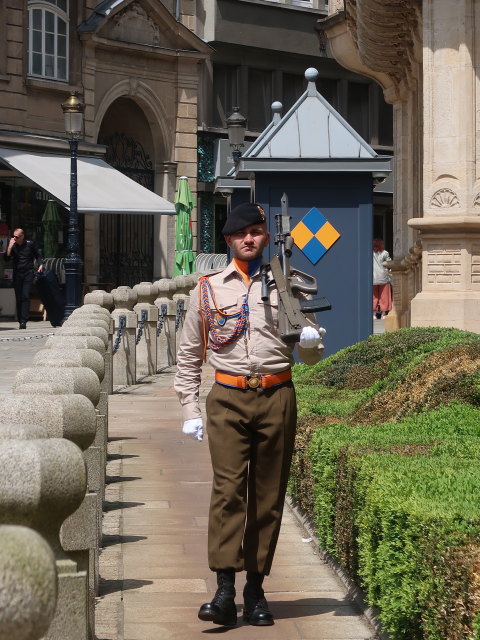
[290,328,480,640]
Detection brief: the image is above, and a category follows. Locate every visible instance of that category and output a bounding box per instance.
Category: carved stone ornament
[429,188,460,209]
[110,3,161,47]
[345,0,420,90]
[473,193,480,208]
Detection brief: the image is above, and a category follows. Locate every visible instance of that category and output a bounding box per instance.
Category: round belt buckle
[247,376,260,389]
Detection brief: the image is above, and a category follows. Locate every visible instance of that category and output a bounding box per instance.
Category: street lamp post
[226,107,247,163]
[61,92,85,320]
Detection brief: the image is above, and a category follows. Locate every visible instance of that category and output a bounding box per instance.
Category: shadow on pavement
[98,578,153,596]
[107,453,139,461]
[270,597,361,619]
[102,534,148,547]
[105,475,141,484]
[103,501,145,512]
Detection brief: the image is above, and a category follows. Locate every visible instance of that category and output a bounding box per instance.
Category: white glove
[182,418,204,441]
[299,326,326,349]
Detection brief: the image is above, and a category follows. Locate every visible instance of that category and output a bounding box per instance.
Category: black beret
[222,202,266,235]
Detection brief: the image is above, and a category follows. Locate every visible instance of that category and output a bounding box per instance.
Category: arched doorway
[98,98,156,287]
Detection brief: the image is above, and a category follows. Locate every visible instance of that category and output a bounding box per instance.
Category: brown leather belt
[215,369,292,390]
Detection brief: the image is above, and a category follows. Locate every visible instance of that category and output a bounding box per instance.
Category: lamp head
[61,92,85,139]
[226,107,247,160]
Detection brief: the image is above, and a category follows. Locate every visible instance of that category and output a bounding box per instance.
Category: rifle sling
[269,256,304,329]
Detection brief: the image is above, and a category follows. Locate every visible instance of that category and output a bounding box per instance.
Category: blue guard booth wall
[232,171,374,357]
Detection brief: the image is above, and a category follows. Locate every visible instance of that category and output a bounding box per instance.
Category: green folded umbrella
[172,177,196,276]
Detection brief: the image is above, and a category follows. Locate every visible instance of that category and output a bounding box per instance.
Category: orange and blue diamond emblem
[291,207,340,264]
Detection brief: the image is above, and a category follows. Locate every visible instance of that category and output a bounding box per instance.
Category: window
[248,69,273,132]
[212,64,238,129]
[28,1,68,81]
[282,73,306,112]
[347,82,369,141]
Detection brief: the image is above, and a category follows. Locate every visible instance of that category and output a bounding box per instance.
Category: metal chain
[0,333,54,343]
[135,309,148,345]
[156,304,168,336]
[112,315,126,354]
[175,299,185,331]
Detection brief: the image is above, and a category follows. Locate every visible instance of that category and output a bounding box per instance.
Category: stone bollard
[173,275,190,356]
[154,278,177,369]
[0,524,57,640]
[45,334,106,356]
[133,281,159,378]
[0,437,89,640]
[34,348,105,382]
[55,325,109,349]
[31,349,107,505]
[46,333,111,410]
[0,423,48,440]
[63,315,110,335]
[12,366,103,513]
[14,367,100,407]
[83,290,114,311]
[80,295,114,392]
[111,286,138,387]
[75,297,114,396]
[1,387,101,618]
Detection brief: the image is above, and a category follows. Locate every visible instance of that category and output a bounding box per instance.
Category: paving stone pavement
[96,365,377,640]
[0,320,57,393]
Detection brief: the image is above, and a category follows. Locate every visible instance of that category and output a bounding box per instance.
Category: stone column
[133,282,159,378]
[111,287,138,387]
[154,278,178,368]
[155,162,178,279]
[409,1,480,330]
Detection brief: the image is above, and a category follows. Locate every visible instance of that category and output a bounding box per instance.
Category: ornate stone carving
[109,3,161,47]
[473,193,480,209]
[429,188,460,209]
[345,0,420,91]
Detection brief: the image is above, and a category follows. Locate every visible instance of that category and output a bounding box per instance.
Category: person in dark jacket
[4,228,43,329]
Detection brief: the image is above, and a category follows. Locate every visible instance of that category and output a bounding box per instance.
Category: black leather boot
[243,571,274,626]
[198,569,237,626]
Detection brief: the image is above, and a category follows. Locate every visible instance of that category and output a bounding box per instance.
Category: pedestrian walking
[373,237,392,319]
[174,202,325,628]
[4,228,43,329]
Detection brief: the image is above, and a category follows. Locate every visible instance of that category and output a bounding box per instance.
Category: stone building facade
[0,0,210,316]
[321,1,480,333]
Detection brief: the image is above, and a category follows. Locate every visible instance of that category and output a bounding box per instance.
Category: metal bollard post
[133,282,159,379]
[154,278,178,368]
[173,274,196,358]
[111,287,138,387]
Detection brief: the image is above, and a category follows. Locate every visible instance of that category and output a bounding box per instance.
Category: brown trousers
[205,381,297,575]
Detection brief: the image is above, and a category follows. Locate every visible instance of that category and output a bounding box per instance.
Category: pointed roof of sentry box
[234,68,391,177]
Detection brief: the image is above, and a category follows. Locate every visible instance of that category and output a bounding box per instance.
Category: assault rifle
[262,193,331,344]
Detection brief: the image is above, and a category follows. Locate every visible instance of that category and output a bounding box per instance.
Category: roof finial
[271,101,283,124]
[305,68,319,97]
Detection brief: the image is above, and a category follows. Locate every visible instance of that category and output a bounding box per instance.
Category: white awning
[0,147,176,214]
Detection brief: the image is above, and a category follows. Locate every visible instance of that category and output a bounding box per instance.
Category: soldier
[174,202,325,628]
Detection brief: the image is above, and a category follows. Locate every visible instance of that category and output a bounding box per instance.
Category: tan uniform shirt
[174,260,324,421]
